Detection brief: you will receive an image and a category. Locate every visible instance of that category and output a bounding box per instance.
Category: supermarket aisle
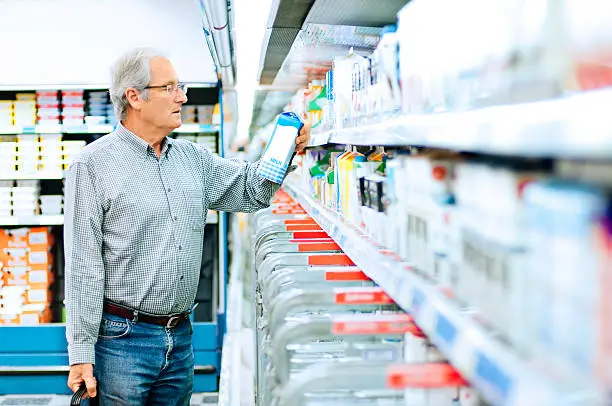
[0,393,219,405]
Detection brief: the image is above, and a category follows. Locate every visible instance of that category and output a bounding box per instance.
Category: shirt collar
[116,122,174,158]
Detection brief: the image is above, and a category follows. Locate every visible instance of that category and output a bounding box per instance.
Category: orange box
[28,249,53,270]
[1,266,29,286]
[1,248,53,271]
[0,305,50,325]
[24,287,52,304]
[1,267,53,288]
[0,312,20,325]
[28,227,53,249]
[26,269,54,288]
[20,304,50,325]
[0,228,29,249]
[3,248,29,267]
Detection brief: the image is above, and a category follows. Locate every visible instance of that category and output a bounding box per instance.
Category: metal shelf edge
[305,89,612,158]
[0,215,219,227]
[0,173,65,180]
[0,124,219,135]
[0,215,64,226]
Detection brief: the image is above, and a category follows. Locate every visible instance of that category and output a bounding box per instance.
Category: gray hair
[109,47,168,120]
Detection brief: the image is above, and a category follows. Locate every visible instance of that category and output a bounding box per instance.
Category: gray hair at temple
[109,47,169,120]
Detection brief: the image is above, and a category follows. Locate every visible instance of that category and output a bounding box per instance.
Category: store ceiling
[251,0,409,133]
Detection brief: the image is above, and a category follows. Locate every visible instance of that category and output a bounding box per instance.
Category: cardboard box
[2,248,28,267]
[0,247,53,270]
[0,304,51,325]
[29,249,53,270]
[28,227,53,249]
[21,304,52,324]
[0,228,29,248]
[1,267,53,288]
[24,287,52,304]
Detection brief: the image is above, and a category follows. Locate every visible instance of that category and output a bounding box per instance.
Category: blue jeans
[93,312,194,405]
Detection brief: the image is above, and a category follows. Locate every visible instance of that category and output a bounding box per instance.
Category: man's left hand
[295,124,311,152]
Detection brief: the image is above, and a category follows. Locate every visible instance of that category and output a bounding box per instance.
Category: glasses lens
[178,83,188,94]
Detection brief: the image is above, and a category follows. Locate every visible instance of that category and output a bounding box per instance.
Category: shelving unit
[282,176,600,406]
[0,172,65,180]
[0,123,219,135]
[0,212,218,227]
[308,89,612,158]
[0,215,64,226]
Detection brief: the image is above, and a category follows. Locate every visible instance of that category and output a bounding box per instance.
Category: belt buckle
[166,315,182,328]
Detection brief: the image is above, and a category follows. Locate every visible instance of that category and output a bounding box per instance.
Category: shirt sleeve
[64,161,105,365]
[198,145,282,213]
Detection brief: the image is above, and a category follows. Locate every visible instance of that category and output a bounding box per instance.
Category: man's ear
[125,87,142,112]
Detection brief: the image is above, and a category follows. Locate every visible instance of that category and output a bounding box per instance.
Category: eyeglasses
[144,82,188,95]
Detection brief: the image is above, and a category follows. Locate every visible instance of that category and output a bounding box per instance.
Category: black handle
[70,383,99,406]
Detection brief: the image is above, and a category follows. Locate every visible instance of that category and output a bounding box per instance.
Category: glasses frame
[144,82,188,96]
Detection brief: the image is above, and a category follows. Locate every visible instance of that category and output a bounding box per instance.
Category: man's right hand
[68,363,97,399]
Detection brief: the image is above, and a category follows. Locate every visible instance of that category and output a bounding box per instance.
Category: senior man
[64,47,309,405]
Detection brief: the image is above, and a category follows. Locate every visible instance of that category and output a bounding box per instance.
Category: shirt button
[167,188,171,192]
[173,216,178,221]
[180,276,184,280]
[178,245,182,251]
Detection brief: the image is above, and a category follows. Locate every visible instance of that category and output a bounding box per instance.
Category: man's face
[140,57,187,131]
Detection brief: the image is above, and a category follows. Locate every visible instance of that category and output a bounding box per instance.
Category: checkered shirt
[64,122,280,365]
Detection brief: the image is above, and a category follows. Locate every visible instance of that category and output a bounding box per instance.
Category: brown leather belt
[103,301,190,328]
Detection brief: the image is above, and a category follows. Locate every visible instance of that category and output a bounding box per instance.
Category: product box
[16,93,36,101]
[0,228,29,248]
[20,304,52,324]
[28,227,53,249]
[257,112,304,184]
[0,304,51,325]
[1,267,53,288]
[28,249,53,270]
[24,286,52,304]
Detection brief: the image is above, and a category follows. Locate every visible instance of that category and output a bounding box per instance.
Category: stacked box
[13,100,36,126]
[61,140,86,169]
[0,142,17,178]
[16,93,36,102]
[86,91,115,125]
[36,91,60,126]
[11,182,39,216]
[61,90,85,127]
[15,141,39,175]
[0,181,11,217]
[197,105,214,124]
[181,105,197,124]
[39,134,63,173]
[39,195,63,215]
[0,227,54,325]
[0,101,14,126]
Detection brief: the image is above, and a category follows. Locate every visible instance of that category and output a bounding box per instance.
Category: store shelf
[308,89,612,158]
[174,124,219,133]
[0,215,64,226]
[0,124,219,135]
[0,171,65,180]
[282,176,600,406]
[0,213,218,226]
[61,124,115,134]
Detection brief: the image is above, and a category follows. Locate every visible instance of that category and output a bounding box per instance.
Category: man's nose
[176,90,187,103]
